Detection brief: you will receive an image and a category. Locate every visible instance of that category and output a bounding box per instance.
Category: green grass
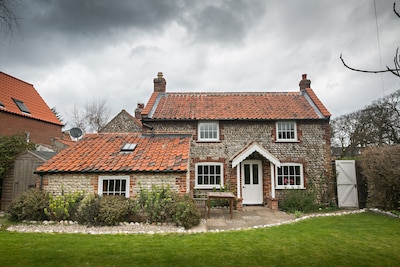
[0,212,399,267]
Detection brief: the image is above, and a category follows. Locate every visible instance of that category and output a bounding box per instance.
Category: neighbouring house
[35,133,191,197]
[1,150,56,209]
[0,71,63,209]
[0,72,63,146]
[99,107,142,133]
[141,72,332,210]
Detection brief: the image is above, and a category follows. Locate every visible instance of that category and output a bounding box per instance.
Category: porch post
[236,164,241,199]
[270,162,275,199]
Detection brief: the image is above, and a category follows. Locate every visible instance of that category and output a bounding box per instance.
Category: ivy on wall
[0,133,36,178]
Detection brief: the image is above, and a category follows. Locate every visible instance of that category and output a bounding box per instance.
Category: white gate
[336,160,359,208]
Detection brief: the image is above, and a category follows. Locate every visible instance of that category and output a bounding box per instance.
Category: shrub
[171,194,201,229]
[137,185,174,223]
[44,191,84,221]
[75,193,101,226]
[280,189,318,213]
[361,146,400,211]
[97,196,131,226]
[7,189,49,221]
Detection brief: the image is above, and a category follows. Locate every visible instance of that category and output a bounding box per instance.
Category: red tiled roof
[0,72,62,125]
[36,133,190,173]
[143,90,330,120]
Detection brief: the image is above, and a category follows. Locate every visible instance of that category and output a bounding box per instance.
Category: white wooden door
[336,160,359,208]
[242,160,263,205]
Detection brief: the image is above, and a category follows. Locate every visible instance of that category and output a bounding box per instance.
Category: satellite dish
[69,127,84,140]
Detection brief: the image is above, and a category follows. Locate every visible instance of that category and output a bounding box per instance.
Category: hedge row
[6,186,201,229]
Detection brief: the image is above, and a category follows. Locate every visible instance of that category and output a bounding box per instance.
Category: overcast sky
[1,0,400,128]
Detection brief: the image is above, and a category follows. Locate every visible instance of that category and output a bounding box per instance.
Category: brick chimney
[299,74,311,90]
[135,103,144,119]
[154,72,166,92]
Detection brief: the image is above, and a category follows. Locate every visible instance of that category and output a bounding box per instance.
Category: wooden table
[207,192,236,219]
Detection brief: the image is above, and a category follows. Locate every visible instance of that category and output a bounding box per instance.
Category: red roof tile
[143,90,330,120]
[36,133,191,173]
[0,72,63,125]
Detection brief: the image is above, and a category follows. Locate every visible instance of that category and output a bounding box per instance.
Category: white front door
[242,160,263,205]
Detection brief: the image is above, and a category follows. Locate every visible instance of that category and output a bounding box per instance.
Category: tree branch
[340,54,400,77]
[394,2,400,18]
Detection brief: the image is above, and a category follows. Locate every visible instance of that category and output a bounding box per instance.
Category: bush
[171,194,201,229]
[97,196,131,226]
[361,146,400,211]
[75,193,101,226]
[7,189,49,221]
[137,185,174,223]
[44,191,84,221]
[280,189,318,213]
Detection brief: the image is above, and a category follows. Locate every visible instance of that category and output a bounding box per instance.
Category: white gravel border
[4,208,399,235]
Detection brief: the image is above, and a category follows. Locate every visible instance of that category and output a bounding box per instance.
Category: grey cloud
[29,0,179,36]
[179,0,267,45]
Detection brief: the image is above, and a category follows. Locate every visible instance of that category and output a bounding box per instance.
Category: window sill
[194,185,222,190]
[275,140,299,143]
[196,140,221,143]
[276,186,305,190]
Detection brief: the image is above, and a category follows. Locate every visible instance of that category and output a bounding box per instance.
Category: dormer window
[12,98,30,114]
[121,143,137,152]
[276,121,297,142]
[198,121,219,142]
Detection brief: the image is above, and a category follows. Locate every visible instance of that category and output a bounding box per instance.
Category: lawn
[0,212,399,267]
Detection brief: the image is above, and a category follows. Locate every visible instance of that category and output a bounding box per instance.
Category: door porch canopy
[230,142,281,199]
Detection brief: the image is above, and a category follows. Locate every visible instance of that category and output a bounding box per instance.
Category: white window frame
[276,121,297,142]
[98,176,130,197]
[276,163,304,189]
[195,162,223,189]
[198,121,219,141]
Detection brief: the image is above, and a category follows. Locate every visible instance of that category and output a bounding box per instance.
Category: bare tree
[340,2,400,78]
[0,0,20,38]
[331,89,400,157]
[68,98,111,133]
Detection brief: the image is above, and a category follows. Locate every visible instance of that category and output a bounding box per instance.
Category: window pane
[216,165,221,174]
[121,180,126,191]
[116,180,121,191]
[210,175,215,184]
[210,165,215,174]
[253,164,259,184]
[244,164,250,184]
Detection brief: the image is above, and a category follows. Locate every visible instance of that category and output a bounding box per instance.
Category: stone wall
[145,119,332,205]
[38,172,188,197]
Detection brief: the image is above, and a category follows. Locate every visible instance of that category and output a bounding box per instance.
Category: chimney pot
[135,103,144,119]
[299,74,311,90]
[154,72,166,92]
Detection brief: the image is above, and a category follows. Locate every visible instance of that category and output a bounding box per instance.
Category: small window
[276,121,297,142]
[195,162,223,189]
[98,176,130,197]
[121,143,137,152]
[0,100,4,108]
[276,163,304,189]
[12,98,30,114]
[198,121,219,141]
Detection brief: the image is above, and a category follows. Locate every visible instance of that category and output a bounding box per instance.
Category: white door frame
[241,160,263,205]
